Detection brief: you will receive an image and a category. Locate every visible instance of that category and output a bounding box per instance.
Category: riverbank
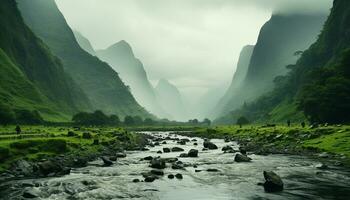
[185,125,350,167]
[0,126,148,181]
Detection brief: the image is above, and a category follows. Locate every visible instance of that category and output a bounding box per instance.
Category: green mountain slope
[215,14,327,124]
[0,0,91,121]
[17,0,151,118]
[217,0,350,124]
[212,45,254,118]
[96,40,167,118]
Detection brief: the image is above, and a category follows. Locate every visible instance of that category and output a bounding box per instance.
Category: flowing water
[1,131,350,200]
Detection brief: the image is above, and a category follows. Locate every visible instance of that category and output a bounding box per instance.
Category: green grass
[193,125,350,165]
[0,125,138,172]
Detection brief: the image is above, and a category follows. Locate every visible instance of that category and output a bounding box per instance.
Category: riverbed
[1,131,350,200]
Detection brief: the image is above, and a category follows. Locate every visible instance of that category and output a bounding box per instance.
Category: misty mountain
[218,0,350,124]
[154,79,187,121]
[193,83,229,120]
[212,45,254,118]
[0,0,91,121]
[17,0,151,118]
[215,14,327,122]
[96,40,167,118]
[73,31,96,56]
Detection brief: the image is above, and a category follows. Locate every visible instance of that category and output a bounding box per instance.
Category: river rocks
[38,160,62,176]
[207,168,220,172]
[116,152,127,158]
[143,156,153,161]
[316,163,328,170]
[263,171,284,192]
[163,158,178,163]
[175,173,183,179]
[177,140,186,145]
[234,154,252,162]
[162,141,167,144]
[203,141,218,150]
[168,174,175,179]
[163,148,171,153]
[222,146,233,152]
[318,152,331,158]
[109,156,117,161]
[133,178,140,183]
[157,150,163,154]
[194,143,198,146]
[171,147,185,152]
[188,149,199,157]
[195,169,202,173]
[23,188,40,198]
[13,160,33,176]
[101,156,113,166]
[172,161,184,170]
[144,176,157,182]
[150,158,166,169]
[239,147,247,155]
[179,153,188,158]
[72,158,88,168]
[151,170,164,176]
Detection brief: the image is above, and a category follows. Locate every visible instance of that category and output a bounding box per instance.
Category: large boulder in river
[187,149,199,157]
[203,141,218,150]
[163,148,171,153]
[150,158,166,169]
[38,160,62,176]
[101,156,113,166]
[222,146,233,151]
[263,171,284,192]
[234,154,252,162]
[171,147,185,152]
[116,152,127,158]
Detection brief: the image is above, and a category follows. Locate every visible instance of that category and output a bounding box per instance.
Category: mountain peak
[107,40,134,57]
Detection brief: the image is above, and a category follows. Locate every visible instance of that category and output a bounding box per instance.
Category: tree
[236,116,249,128]
[91,110,109,125]
[124,116,135,126]
[202,118,211,126]
[133,116,143,125]
[109,115,120,125]
[144,118,155,126]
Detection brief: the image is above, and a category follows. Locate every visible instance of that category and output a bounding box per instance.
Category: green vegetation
[214,14,326,123]
[0,126,143,172]
[192,125,350,165]
[17,0,151,119]
[216,0,350,125]
[0,0,91,122]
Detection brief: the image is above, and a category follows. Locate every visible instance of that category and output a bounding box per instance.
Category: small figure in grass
[287,120,291,127]
[15,125,21,135]
[301,121,306,128]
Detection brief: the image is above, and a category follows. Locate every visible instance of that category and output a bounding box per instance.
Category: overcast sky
[56,0,332,100]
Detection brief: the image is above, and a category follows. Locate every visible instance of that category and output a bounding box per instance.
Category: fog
[56,0,331,120]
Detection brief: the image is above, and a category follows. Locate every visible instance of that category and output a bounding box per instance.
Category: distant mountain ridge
[73,31,96,56]
[96,40,167,118]
[17,0,151,118]
[155,79,187,121]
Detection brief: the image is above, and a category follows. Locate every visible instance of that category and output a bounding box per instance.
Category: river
[1,131,350,200]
